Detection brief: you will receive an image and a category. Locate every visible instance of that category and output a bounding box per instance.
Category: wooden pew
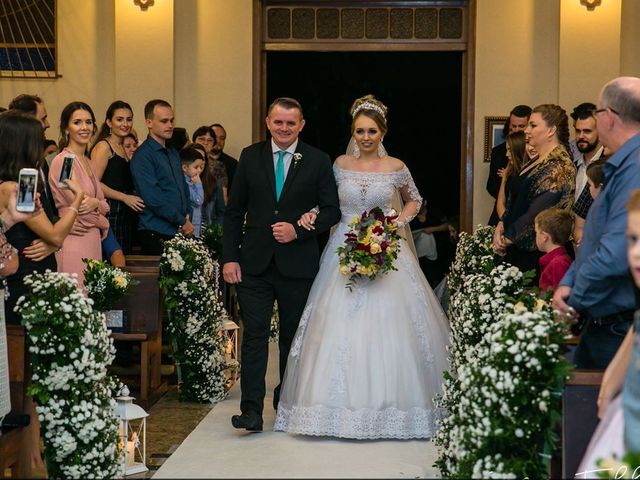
[0,325,32,479]
[109,257,167,409]
[554,370,604,479]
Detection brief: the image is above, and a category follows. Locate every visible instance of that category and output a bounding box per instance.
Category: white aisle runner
[154,344,440,479]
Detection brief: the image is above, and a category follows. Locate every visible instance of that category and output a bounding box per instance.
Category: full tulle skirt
[274,221,451,439]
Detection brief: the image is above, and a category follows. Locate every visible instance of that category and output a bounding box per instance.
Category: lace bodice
[333,164,423,222]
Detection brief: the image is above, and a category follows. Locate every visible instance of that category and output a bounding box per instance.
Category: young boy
[535,208,574,292]
[180,147,205,236]
[586,158,606,200]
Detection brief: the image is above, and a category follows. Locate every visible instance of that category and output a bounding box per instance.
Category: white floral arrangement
[16,271,122,479]
[159,234,228,403]
[447,225,497,294]
[435,223,571,478]
[448,264,533,372]
[83,258,138,313]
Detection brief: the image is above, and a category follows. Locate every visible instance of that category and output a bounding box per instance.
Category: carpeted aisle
[154,344,440,479]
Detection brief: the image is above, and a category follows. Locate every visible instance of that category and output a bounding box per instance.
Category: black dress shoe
[231,411,263,431]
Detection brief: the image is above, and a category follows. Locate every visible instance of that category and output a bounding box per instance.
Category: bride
[273,95,450,439]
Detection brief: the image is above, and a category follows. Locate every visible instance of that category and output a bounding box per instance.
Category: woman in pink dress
[49,102,109,288]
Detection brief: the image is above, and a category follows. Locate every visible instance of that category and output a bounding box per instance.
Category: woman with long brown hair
[50,102,109,288]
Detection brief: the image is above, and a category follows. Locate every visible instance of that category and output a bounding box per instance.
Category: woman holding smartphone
[0,111,84,324]
[50,102,108,288]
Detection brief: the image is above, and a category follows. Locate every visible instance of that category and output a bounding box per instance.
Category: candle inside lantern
[126,440,135,466]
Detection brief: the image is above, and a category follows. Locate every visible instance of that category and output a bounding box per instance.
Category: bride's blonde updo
[350,95,388,136]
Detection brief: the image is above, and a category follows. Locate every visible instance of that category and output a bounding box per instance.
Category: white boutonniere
[293,152,303,168]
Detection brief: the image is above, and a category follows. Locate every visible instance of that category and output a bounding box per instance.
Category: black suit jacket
[222,140,340,279]
[486,142,508,225]
[486,142,508,199]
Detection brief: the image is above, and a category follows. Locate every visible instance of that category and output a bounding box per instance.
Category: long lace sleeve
[393,166,423,225]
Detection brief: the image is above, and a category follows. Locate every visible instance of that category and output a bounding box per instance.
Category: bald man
[554,76,640,369]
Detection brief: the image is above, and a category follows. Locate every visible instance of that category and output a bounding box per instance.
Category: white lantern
[115,385,149,476]
[223,319,240,385]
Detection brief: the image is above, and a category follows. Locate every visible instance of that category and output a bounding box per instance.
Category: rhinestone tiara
[352,101,386,118]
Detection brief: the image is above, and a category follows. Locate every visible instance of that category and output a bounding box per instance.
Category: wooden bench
[0,325,32,479]
[109,258,167,409]
[551,369,604,479]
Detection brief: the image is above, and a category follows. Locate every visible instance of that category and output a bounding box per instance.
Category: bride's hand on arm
[297,211,317,231]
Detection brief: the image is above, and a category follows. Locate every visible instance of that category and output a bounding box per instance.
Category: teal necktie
[275,150,285,200]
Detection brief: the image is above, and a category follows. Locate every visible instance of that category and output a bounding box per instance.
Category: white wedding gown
[274,165,450,439]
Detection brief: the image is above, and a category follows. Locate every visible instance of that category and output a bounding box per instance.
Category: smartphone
[58,155,74,187]
[17,168,38,213]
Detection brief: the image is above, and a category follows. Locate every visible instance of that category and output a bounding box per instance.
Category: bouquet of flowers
[83,258,138,312]
[337,207,401,289]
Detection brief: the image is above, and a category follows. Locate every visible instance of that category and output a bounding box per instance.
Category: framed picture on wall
[484,116,509,162]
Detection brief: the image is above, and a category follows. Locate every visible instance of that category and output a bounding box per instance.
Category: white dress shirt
[271,139,298,179]
[575,145,604,200]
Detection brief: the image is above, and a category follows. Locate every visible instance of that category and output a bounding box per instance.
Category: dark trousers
[574,318,632,369]
[138,230,173,255]
[235,261,313,415]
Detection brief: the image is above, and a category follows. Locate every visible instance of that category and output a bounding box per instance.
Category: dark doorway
[266,51,462,218]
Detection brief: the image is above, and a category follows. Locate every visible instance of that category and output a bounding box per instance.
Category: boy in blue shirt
[180,147,205,236]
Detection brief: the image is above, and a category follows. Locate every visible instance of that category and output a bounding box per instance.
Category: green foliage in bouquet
[17,271,122,479]
[200,223,224,261]
[159,234,228,403]
[83,258,139,312]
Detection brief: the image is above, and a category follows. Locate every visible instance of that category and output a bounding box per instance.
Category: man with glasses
[554,76,640,369]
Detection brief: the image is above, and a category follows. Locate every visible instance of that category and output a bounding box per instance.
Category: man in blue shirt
[131,99,193,254]
[554,76,640,369]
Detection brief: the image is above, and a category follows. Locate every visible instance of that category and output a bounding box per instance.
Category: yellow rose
[114,276,128,288]
[535,298,548,311]
[370,243,381,254]
[339,265,350,276]
[385,247,392,254]
[357,265,368,275]
[513,302,527,313]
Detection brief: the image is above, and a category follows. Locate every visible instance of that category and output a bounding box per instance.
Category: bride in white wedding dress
[273,95,450,439]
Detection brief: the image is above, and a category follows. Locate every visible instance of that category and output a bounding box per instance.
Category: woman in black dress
[493,104,575,280]
[91,101,144,253]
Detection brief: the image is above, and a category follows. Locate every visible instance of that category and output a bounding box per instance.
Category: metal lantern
[115,385,149,476]
[223,319,240,385]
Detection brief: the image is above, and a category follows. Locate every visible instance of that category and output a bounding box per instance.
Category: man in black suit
[486,104,531,225]
[210,123,238,188]
[223,97,341,431]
